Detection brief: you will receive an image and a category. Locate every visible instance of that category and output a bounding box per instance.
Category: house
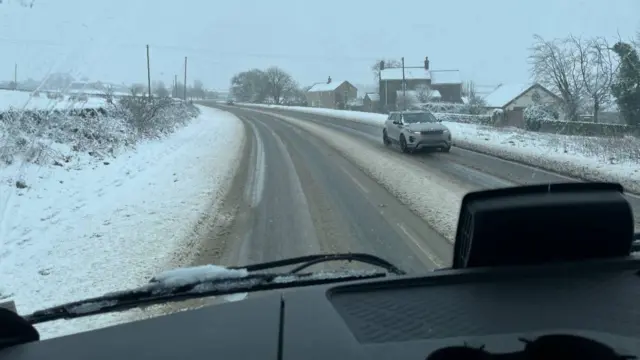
[378,56,463,111]
[483,83,563,127]
[305,77,358,109]
[363,92,380,112]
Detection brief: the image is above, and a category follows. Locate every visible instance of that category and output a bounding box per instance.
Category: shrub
[0,96,200,167]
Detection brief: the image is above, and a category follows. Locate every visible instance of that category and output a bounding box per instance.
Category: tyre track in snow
[238,106,640,230]
[214,109,446,272]
[162,104,451,313]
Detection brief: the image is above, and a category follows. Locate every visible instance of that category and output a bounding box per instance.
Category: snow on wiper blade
[24,270,383,324]
[149,264,249,287]
[23,252,404,324]
[24,269,266,324]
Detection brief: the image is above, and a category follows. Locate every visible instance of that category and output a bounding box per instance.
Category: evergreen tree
[611,42,640,126]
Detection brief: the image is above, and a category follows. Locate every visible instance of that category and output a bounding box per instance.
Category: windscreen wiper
[227,253,405,274]
[22,252,405,325]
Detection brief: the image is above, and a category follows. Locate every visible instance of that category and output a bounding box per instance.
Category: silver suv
[382,110,452,153]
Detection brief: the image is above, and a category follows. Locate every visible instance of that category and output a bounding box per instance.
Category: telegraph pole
[183,57,188,101]
[174,74,178,98]
[146,45,152,98]
[13,63,17,90]
[401,57,406,111]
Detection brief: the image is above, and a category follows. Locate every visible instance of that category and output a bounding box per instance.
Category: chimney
[380,60,385,71]
[424,56,430,70]
[327,76,332,84]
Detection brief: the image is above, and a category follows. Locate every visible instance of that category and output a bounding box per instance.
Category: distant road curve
[235,105,640,230]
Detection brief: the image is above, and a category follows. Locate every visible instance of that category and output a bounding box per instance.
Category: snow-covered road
[229,104,640,231]
[241,104,640,194]
[0,105,244,339]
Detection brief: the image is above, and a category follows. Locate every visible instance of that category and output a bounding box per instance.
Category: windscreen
[0,0,637,342]
[403,112,438,124]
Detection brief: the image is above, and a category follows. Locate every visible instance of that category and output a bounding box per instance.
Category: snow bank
[244,104,640,194]
[0,97,198,169]
[247,108,469,243]
[446,123,640,194]
[243,103,386,127]
[0,105,244,339]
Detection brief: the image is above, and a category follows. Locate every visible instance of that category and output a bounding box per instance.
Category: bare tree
[191,80,204,99]
[103,85,115,104]
[461,80,471,97]
[396,91,419,110]
[633,29,640,50]
[530,35,584,121]
[173,81,184,98]
[129,83,145,97]
[371,59,402,82]
[415,84,437,103]
[230,69,269,103]
[570,35,617,123]
[153,80,170,98]
[264,66,296,105]
[464,81,485,104]
[0,0,35,8]
[464,80,487,114]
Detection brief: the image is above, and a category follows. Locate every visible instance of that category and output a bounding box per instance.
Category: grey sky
[1,0,638,91]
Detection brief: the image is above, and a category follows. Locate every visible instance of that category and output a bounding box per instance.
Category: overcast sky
[0,0,638,91]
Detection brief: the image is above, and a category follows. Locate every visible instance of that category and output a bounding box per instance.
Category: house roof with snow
[483,83,559,108]
[365,93,380,102]
[380,68,462,84]
[483,83,533,108]
[307,80,355,92]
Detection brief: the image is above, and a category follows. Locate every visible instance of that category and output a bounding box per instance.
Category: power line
[0,36,380,62]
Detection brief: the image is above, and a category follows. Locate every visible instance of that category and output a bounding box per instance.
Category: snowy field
[0,105,244,339]
[243,104,640,194]
[0,89,109,111]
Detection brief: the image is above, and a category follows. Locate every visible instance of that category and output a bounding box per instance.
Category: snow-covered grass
[243,104,640,194]
[447,123,640,193]
[0,105,244,339]
[0,89,108,111]
[0,96,196,169]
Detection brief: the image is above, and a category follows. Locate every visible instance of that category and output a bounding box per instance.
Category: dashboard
[2,257,640,360]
